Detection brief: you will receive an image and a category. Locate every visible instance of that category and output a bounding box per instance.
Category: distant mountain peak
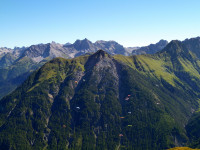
[73,38,93,50]
[64,42,71,46]
[83,38,90,41]
[157,39,168,45]
[184,36,200,42]
[95,40,106,44]
[95,40,119,45]
[183,36,200,58]
[132,39,168,55]
[164,40,181,49]
[160,40,190,57]
[166,40,182,50]
[74,38,92,44]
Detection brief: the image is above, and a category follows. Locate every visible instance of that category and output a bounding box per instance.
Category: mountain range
[0,39,168,62]
[0,39,168,99]
[1,37,200,149]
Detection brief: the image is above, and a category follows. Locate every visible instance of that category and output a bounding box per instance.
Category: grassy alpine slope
[1,40,200,149]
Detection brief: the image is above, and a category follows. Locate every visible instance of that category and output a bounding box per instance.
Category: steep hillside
[1,43,200,149]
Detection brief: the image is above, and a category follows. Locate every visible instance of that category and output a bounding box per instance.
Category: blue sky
[1,0,200,48]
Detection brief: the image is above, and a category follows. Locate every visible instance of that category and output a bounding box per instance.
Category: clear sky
[1,0,200,48]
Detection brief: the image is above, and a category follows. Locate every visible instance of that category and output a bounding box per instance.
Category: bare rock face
[22,44,50,61]
[0,47,13,56]
[0,39,169,66]
[64,39,130,57]
[73,38,96,51]
[95,40,128,56]
[85,50,119,93]
[17,39,130,63]
[21,42,70,62]
[0,47,26,58]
